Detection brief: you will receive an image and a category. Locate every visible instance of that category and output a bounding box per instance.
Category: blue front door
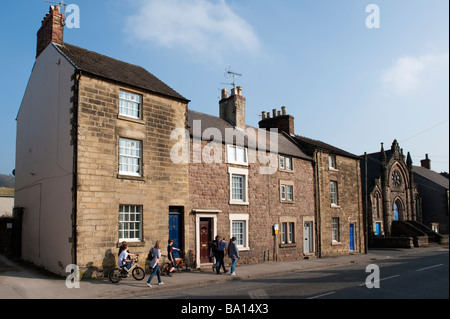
[169,207,183,256]
[375,222,381,236]
[349,224,355,251]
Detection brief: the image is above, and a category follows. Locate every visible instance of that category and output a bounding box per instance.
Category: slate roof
[413,166,449,189]
[290,135,359,159]
[187,110,312,161]
[54,42,188,102]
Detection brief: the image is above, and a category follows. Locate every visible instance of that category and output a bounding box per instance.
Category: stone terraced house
[186,88,315,267]
[15,6,189,276]
[258,109,365,256]
[14,6,367,277]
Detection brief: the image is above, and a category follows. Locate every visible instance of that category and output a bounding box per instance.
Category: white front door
[304,222,313,253]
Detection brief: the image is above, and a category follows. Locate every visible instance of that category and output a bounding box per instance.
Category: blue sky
[0,0,448,175]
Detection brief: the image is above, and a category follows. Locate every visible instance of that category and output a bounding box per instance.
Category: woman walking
[227,237,240,276]
[146,241,164,287]
[216,237,227,274]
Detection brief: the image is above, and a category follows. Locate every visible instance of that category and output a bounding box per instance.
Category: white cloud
[124,0,260,60]
[381,53,449,95]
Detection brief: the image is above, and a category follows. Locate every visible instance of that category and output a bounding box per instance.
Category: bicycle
[109,255,145,283]
[162,251,191,276]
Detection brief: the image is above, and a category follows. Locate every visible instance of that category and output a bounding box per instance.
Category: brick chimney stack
[36,6,65,58]
[420,154,431,169]
[219,86,246,128]
[258,106,295,135]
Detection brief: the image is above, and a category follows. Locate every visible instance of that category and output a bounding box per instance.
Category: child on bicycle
[118,243,137,272]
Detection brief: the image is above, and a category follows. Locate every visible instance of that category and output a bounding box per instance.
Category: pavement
[0,246,447,299]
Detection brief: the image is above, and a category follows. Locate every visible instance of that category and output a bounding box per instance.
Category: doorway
[194,210,218,267]
[393,199,403,221]
[349,223,355,251]
[169,206,183,255]
[199,218,212,264]
[375,222,381,236]
[304,221,313,254]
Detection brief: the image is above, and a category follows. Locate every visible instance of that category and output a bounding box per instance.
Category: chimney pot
[272,109,277,118]
[221,88,228,99]
[261,111,266,120]
[281,106,286,115]
[420,154,431,169]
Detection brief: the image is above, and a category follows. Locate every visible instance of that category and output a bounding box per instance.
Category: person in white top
[118,243,137,272]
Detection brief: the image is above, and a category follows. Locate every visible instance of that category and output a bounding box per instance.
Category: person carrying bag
[146,241,164,287]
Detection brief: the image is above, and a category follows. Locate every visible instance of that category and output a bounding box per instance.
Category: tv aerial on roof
[221,66,242,89]
[45,0,67,12]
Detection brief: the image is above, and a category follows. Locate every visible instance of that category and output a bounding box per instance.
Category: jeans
[123,260,133,271]
[212,253,218,269]
[231,259,237,274]
[216,251,226,273]
[147,264,161,284]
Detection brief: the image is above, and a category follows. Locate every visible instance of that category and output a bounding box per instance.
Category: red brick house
[187,88,316,267]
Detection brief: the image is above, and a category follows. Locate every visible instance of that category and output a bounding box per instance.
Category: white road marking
[358,274,400,286]
[416,264,443,272]
[307,291,336,299]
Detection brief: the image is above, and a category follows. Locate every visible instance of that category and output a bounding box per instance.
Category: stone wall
[315,151,365,256]
[188,138,315,266]
[75,75,189,275]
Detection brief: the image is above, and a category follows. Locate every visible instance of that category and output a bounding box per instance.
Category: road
[134,246,448,299]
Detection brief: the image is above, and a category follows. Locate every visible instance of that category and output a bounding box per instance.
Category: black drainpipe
[70,69,81,266]
[314,151,322,258]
